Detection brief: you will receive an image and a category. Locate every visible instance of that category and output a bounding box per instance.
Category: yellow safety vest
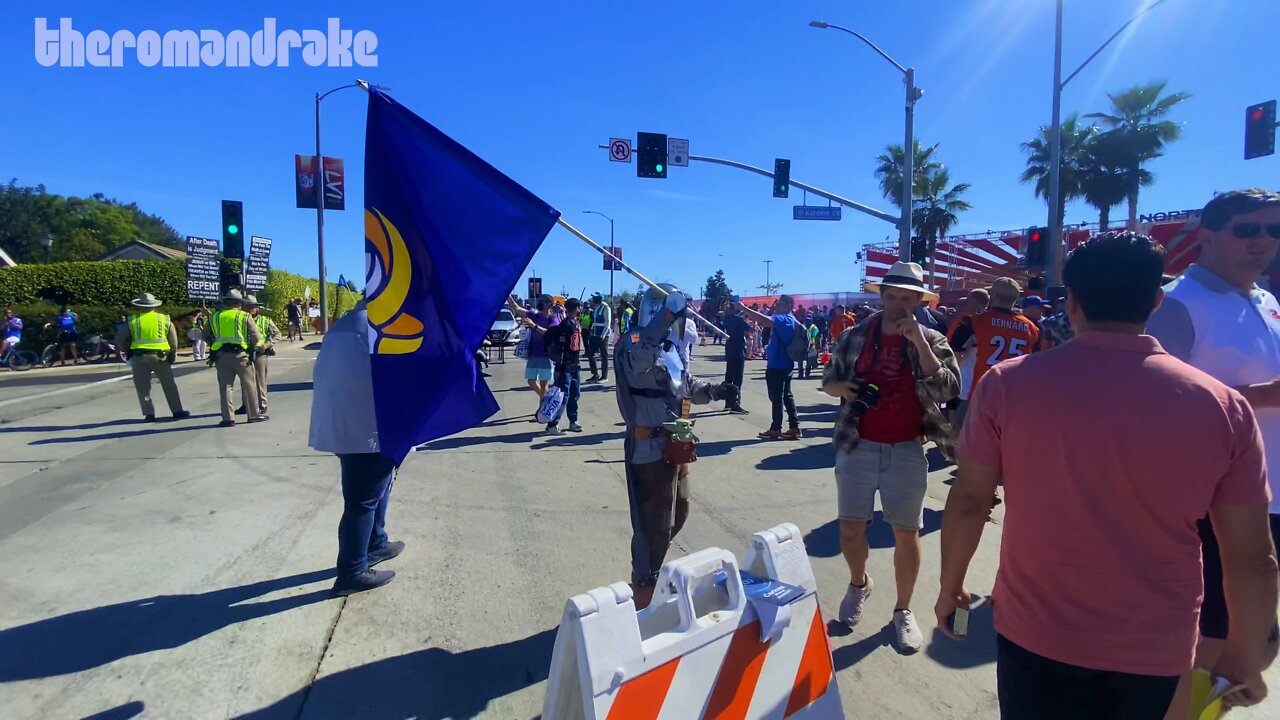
[255,316,271,345]
[129,311,170,351]
[210,309,249,352]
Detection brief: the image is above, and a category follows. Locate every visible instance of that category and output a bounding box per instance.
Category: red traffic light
[1254,108,1265,122]
[1030,231,1042,241]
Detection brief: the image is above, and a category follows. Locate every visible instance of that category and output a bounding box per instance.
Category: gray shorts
[835,440,928,530]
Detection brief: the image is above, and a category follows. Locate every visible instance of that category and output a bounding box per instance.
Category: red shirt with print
[856,318,924,444]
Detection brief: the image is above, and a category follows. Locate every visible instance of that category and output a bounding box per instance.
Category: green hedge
[0,259,360,322]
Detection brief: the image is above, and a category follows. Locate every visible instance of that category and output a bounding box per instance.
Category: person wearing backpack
[542,297,585,435]
[737,295,803,440]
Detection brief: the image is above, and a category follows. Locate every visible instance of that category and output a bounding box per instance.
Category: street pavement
[0,339,1275,719]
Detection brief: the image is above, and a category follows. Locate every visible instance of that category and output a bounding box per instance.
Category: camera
[848,383,881,419]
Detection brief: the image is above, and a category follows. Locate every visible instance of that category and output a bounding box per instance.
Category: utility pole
[764,260,773,295]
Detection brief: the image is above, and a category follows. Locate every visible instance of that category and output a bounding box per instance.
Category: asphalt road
[0,340,1274,719]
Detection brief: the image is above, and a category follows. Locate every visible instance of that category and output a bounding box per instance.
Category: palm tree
[1079,134,1144,230]
[1085,81,1191,229]
[873,141,941,211]
[913,168,972,287]
[1020,114,1098,230]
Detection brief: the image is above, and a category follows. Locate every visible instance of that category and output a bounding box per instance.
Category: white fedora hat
[864,261,940,302]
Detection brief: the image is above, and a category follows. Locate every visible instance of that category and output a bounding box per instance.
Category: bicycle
[78,333,123,364]
[0,341,39,371]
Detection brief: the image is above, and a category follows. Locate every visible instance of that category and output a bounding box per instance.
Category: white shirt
[668,317,697,368]
[308,305,379,454]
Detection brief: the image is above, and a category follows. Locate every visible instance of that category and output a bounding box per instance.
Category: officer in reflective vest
[116,293,189,422]
[203,289,263,427]
[242,295,282,416]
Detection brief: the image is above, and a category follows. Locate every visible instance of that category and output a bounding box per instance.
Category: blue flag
[364,88,559,462]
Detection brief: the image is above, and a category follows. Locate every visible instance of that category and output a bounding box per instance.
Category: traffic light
[636,132,667,178]
[773,158,791,198]
[1245,100,1276,160]
[1025,227,1046,267]
[222,200,244,259]
[910,236,927,264]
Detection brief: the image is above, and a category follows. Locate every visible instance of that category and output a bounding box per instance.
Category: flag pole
[556,218,725,337]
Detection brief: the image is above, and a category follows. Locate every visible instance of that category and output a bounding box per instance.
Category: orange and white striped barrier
[542,523,843,720]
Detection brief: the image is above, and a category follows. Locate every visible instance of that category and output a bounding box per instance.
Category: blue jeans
[551,369,580,426]
[336,453,395,579]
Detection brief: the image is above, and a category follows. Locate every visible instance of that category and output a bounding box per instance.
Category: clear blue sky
[2,0,1276,301]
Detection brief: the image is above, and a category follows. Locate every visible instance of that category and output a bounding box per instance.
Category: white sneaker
[892,609,923,653]
[838,575,873,626]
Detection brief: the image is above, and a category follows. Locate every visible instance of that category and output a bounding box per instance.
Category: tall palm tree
[1020,114,1098,230]
[873,141,941,211]
[913,167,972,287]
[1085,80,1191,229]
[1079,134,1145,230]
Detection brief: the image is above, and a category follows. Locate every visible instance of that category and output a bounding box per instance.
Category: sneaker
[838,575,873,626]
[172,410,191,420]
[544,425,564,436]
[585,375,600,383]
[568,423,584,432]
[367,540,405,568]
[218,420,235,428]
[782,427,803,440]
[331,568,396,596]
[728,406,750,415]
[757,429,784,440]
[892,609,924,653]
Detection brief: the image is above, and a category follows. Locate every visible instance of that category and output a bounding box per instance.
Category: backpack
[785,317,809,363]
[536,385,566,424]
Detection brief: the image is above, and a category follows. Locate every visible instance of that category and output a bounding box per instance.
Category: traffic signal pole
[1046,0,1065,286]
[901,67,916,262]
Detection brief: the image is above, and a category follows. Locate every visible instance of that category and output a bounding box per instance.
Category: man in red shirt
[822,261,960,653]
[937,233,1277,718]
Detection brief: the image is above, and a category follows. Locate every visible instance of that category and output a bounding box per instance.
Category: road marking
[0,372,133,408]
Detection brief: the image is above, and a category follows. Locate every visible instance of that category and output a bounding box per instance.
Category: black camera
[848,383,881,419]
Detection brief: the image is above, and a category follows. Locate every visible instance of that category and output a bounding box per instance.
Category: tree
[1020,114,1098,230]
[912,167,972,285]
[873,141,941,211]
[702,269,732,311]
[1078,134,1139,230]
[1085,81,1191,229]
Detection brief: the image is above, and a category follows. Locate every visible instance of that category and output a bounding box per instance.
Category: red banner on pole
[603,246,623,271]
[295,155,345,210]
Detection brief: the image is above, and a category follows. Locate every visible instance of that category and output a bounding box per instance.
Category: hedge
[0,259,360,321]
[5,303,205,350]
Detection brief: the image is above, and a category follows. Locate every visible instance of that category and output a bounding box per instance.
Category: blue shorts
[524,357,553,382]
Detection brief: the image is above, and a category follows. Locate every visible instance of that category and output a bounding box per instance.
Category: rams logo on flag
[365,208,425,355]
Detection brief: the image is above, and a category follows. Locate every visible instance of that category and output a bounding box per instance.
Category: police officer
[586,292,612,383]
[116,293,189,422]
[239,295,281,416]
[203,289,263,427]
[614,284,739,609]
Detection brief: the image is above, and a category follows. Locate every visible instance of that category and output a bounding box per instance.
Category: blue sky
[2,0,1276,301]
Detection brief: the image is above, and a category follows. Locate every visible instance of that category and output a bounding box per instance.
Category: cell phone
[949,607,969,637]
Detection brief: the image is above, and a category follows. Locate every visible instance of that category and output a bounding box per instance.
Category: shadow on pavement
[803,509,945,556]
[531,431,623,449]
[696,438,767,458]
[0,417,153,433]
[83,701,147,720]
[237,628,557,720]
[832,623,894,670]
[268,381,313,392]
[583,458,623,465]
[927,446,953,473]
[417,431,543,451]
[755,443,835,471]
[0,569,335,681]
[27,418,224,445]
[925,596,997,668]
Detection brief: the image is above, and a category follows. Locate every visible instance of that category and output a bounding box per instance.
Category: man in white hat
[240,295,282,417]
[116,293,190,422]
[203,289,263,427]
[820,261,960,653]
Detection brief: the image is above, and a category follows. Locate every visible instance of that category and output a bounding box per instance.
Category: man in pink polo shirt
[935,232,1278,719]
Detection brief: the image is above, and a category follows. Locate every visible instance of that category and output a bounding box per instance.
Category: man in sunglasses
[1148,187,1280,713]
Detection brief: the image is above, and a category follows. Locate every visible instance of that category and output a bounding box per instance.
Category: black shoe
[144,415,156,422]
[331,568,396,596]
[368,540,405,568]
[248,415,269,423]
[585,375,600,383]
[259,406,268,415]
[729,406,750,415]
[218,420,235,428]
[235,406,247,415]
[172,410,191,420]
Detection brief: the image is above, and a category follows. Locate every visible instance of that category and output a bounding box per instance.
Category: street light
[1044,0,1171,285]
[811,20,922,262]
[314,79,387,333]
[764,259,773,295]
[581,210,616,300]
[40,233,53,263]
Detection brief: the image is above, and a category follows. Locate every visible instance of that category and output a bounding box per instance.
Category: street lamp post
[811,20,921,261]
[1044,0,1171,285]
[764,259,773,295]
[40,233,53,264]
[582,210,615,301]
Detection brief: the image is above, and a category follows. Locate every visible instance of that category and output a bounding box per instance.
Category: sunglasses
[1231,222,1280,240]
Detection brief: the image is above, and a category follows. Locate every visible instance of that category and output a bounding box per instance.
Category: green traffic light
[656,164,664,173]
[227,224,239,234]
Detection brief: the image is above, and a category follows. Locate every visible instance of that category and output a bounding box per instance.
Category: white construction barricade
[542,522,844,719]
